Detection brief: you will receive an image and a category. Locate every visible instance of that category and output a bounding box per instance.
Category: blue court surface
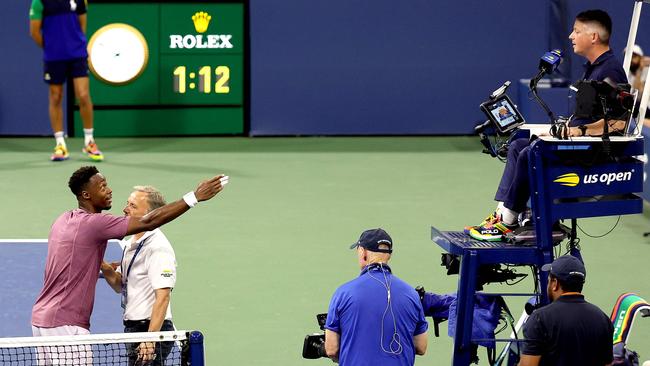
[0,240,125,337]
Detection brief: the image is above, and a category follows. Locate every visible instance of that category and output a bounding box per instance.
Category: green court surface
[1,136,649,365]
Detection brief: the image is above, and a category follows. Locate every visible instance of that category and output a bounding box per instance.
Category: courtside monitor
[480,94,525,133]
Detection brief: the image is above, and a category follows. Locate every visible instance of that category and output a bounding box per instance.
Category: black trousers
[124,319,175,366]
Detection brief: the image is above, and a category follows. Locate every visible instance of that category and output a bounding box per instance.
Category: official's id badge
[121,286,127,309]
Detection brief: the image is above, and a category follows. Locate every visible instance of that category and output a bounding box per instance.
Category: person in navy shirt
[29,0,104,162]
[519,255,613,366]
[324,228,428,366]
[467,9,629,242]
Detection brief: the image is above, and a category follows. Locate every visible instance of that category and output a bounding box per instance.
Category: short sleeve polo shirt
[118,229,177,321]
[521,294,613,366]
[32,209,129,329]
[570,50,629,126]
[325,267,428,366]
[30,0,88,61]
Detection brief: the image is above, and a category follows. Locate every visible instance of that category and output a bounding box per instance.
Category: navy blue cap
[349,228,393,253]
[541,255,586,283]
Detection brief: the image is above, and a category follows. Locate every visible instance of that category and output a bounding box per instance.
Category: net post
[188,331,205,366]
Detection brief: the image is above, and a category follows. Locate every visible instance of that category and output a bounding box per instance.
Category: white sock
[54,131,66,148]
[496,202,505,216]
[84,129,94,146]
[500,206,519,226]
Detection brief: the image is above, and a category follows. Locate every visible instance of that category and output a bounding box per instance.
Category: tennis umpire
[101,186,178,365]
[467,9,629,242]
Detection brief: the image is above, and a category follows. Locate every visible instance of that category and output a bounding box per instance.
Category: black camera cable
[577,216,621,238]
[598,96,612,157]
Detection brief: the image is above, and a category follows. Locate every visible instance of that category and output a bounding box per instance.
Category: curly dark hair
[68,166,100,197]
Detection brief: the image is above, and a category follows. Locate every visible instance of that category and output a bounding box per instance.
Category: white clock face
[88,23,149,85]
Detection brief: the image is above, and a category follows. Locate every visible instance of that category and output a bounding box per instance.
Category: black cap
[541,255,586,283]
[349,228,393,253]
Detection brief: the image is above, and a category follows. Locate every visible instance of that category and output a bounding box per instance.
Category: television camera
[302,313,328,359]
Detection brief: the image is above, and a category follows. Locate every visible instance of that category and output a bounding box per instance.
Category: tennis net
[0,330,204,365]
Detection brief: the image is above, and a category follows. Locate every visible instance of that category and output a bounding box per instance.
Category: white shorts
[31,325,92,366]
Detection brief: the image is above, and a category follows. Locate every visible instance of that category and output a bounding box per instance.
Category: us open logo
[553,173,580,187]
[161,269,174,278]
[553,171,634,187]
[169,11,233,49]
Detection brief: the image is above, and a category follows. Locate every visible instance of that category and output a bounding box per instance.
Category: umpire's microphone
[530,49,564,89]
[538,49,564,75]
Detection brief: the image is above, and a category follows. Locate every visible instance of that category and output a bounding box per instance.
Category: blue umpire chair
[431,134,644,366]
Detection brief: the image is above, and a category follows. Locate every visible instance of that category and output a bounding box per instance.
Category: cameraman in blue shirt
[324,229,428,365]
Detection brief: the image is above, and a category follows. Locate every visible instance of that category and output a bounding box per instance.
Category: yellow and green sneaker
[50,144,69,162]
[469,219,516,242]
[82,142,104,161]
[463,211,499,234]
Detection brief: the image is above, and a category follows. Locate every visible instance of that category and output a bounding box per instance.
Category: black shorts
[43,57,88,84]
[124,319,175,366]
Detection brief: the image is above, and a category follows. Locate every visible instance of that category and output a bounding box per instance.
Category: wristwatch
[87,23,149,85]
[578,125,587,136]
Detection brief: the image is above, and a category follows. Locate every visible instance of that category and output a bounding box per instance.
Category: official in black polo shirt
[519,255,613,366]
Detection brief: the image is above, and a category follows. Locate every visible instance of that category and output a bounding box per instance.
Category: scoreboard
[73,0,246,136]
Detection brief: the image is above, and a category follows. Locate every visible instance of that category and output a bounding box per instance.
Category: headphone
[363,262,403,355]
[361,262,393,276]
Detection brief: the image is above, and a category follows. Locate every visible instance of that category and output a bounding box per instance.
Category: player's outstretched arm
[125,175,228,236]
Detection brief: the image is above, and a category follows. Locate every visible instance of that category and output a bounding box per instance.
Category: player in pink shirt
[32,166,228,337]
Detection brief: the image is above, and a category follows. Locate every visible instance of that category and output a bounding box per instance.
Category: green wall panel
[86,4,160,105]
[74,108,243,137]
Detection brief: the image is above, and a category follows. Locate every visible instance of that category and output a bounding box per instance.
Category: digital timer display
[172,66,230,94]
[159,54,241,104]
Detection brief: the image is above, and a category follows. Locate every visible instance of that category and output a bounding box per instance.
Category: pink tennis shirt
[32,208,129,330]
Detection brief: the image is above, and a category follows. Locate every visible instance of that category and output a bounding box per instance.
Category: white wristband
[183,191,198,208]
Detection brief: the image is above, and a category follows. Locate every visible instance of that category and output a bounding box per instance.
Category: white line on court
[0,239,121,245]
[0,239,48,243]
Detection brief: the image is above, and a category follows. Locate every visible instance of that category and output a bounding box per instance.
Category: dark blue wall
[250,0,548,135]
[250,0,650,135]
[0,1,52,135]
[3,1,650,136]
